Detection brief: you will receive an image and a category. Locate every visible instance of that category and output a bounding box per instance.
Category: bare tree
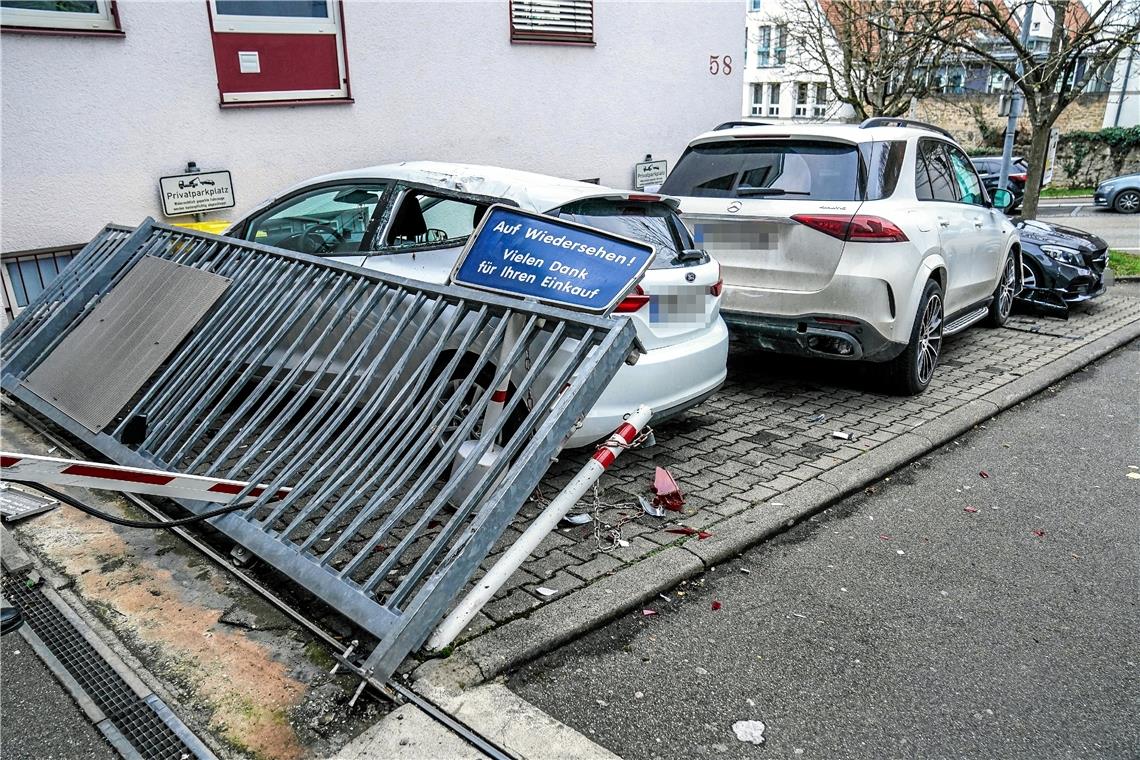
[773,0,967,120]
[905,0,1140,218]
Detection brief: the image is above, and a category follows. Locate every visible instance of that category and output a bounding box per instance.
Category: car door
[944,145,1006,304]
[915,139,972,312]
[359,186,494,284]
[238,181,390,260]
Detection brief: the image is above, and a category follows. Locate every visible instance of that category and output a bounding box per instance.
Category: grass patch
[1109,250,1140,277]
[1040,186,1094,198]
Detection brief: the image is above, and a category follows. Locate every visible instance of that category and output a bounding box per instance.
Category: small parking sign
[451,205,655,314]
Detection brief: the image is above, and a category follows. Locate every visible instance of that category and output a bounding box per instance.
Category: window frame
[774,24,787,65]
[237,180,393,256]
[369,184,516,256]
[208,0,352,106]
[812,82,828,118]
[756,25,770,67]
[794,82,809,117]
[1,0,122,36]
[750,83,764,116]
[767,82,781,117]
[508,0,594,46]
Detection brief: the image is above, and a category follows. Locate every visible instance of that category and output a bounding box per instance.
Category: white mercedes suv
[659,118,1022,395]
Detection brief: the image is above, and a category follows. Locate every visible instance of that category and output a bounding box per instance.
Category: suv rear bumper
[722,310,907,362]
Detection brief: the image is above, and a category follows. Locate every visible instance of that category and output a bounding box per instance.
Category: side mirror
[991,188,1014,210]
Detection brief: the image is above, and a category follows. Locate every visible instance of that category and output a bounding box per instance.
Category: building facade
[0,0,742,258]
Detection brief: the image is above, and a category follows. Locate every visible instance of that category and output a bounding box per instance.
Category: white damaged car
[227,162,729,446]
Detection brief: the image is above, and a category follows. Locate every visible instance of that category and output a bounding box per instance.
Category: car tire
[882,278,944,396]
[985,252,1017,327]
[1113,190,1139,214]
[430,352,529,447]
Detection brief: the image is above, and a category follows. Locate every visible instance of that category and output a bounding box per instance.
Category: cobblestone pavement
[458,287,1140,640]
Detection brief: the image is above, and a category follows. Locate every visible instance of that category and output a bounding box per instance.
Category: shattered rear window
[550,200,694,269]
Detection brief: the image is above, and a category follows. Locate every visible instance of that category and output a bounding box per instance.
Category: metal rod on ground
[427,404,652,652]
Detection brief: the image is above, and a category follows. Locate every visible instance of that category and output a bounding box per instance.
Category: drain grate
[2,572,213,759]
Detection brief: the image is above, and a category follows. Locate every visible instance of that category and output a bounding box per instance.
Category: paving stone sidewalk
[446,288,1140,655]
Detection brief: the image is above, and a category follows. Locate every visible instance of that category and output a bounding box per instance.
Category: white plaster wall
[0,0,743,251]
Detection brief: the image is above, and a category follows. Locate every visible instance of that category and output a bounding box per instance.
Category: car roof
[258,161,679,213]
[685,123,953,147]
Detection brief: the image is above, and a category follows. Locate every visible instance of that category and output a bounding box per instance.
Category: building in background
[1103,39,1139,127]
[741,0,849,122]
[0,0,741,260]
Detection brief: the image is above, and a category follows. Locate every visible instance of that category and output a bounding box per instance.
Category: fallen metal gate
[1,218,638,681]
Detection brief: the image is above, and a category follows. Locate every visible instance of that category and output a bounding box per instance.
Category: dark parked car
[1015,219,1110,316]
[972,156,1027,212]
[1093,172,1140,213]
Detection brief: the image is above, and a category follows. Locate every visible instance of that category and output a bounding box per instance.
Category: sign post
[158,170,235,217]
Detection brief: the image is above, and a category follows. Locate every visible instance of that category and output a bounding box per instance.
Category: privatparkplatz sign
[450,204,654,314]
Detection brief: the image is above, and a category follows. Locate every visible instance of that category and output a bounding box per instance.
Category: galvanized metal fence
[1,219,638,681]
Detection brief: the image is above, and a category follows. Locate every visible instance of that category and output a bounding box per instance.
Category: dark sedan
[1015,219,1110,316]
[1093,172,1140,213]
[972,156,1028,213]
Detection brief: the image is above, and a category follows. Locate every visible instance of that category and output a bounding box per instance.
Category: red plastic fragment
[666,526,698,536]
[1032,529,1046,538]
[963,506,979,514]
[979,471,990,479]
[651,466,685,512]
[642,609,657,617]
[697,530,712,540]
[711,600,722,611]
[879,534,891,541]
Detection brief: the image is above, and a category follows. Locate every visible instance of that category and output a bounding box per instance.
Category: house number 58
[709,55,732,75]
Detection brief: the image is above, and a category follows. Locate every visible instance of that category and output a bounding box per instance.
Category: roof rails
[859,117,954,140]
[713,120,773,131]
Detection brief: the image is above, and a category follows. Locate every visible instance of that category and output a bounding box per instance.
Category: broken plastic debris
[806,413,827,423]
[831,431,857,441]
[963,506,979,513]
[559,513,592,527]
[642,609,657,616]
[617,539,630,548]
[651,466,685,512]
[535,587,558,597]
[732,720,766,745]
[979,470,990,479]
[879,534,891,541]
[1127,472,1140,480]
[665,526,712,540]
[711,600,722,611]
[638,494,666,518]
[1032,529,1046,538]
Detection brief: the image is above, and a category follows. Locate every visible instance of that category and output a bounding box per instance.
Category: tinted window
[551,199,692,269]
[860,140,907,200]
[660,140,861,201]
[946,146,987,205]
[245,183,386,255]
[916,141,957,202]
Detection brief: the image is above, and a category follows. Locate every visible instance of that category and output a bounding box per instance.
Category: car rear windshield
[660,140,861,201]
[550,199,694,269]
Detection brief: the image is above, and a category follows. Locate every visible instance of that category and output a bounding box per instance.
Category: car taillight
[615,284,649,313]
[1008,173,1027,182]
[709,261,723,297]
[791,214,908,243]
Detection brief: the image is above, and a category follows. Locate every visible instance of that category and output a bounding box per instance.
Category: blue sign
[450,204,655,314]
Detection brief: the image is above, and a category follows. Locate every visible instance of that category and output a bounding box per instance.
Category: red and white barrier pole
[427,404,652,651]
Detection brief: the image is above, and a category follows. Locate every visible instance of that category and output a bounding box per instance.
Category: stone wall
[913,93,1109,149]
[1051,139,1140,187]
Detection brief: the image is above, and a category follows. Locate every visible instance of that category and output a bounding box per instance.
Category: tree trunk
[1019,122,1053,220]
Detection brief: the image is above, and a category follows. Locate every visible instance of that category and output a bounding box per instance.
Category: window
[756,26,770,67]
[208,0,351,105]
[749,0,761,10]
[774,25,787,65]
[945,146,987,206]
[915,140,958,202]
[767,82,780,116]
[551,199,691,270]
[244,183,387,255]
[859,140,907,200]
[660,140,861,201]
[750,84,764,116]
[813,83,828,117]
[510,0,593,45]
[1,0,120,33]
[794,82,809,117]
[381,191,489,250]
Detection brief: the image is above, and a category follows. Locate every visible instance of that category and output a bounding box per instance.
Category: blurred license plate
[650,293,705,324]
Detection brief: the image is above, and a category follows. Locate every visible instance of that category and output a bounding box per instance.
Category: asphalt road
[0,631,115,759]
[511,342,1140,759]
[1034,204,1139,252]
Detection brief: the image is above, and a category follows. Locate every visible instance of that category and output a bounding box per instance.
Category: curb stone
[415,316,1140,690]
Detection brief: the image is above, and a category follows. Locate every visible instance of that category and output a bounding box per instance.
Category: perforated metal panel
[23,256,229,432]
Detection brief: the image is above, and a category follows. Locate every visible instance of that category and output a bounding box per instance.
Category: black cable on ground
[8,480,252,530]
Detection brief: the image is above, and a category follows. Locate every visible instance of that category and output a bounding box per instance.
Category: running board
[943,306,988,336]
